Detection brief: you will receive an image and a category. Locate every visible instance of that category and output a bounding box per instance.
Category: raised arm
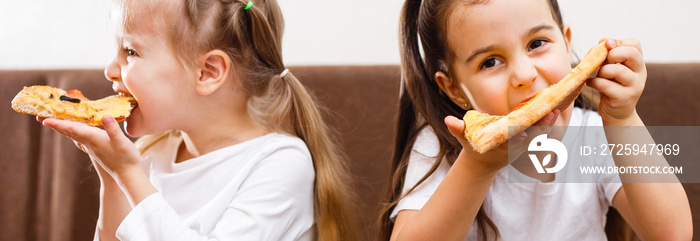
[390,113,559,241]
[588,38,692,240]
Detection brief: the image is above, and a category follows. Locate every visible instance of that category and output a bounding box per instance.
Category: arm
[606,114,692,240]
[604,114,692,240]
[94,163,132,241]
[391,146,499,241]
[37,116,135,241]
[40,116,156,239]
[41,116,157,206]
[588,39,692,240]
[390,113,559,241]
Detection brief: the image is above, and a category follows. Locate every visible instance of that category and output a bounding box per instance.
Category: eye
[124,48,139,57]
[528,39,548,51]
[479,57,503,70]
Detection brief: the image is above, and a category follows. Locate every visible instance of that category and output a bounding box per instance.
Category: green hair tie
[244,1,253,10]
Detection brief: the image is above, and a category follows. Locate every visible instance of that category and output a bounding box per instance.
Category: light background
[1,0,699,69]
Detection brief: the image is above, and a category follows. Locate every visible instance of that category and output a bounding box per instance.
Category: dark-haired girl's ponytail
[378,1,427,240]
[399,0,433,118]
[380,0,500,240]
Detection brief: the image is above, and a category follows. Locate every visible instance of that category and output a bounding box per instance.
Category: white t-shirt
[391,108,622,240]
[112,132,316,241]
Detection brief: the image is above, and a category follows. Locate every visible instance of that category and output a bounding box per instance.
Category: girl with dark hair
[380,0,691,240]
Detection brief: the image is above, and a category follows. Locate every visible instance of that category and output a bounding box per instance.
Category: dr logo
[528,134,568,173]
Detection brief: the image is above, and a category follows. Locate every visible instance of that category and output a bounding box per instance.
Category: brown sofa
[1,64,698,240]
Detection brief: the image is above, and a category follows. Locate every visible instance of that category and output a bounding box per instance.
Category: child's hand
[39,116,141,179]
[587,38,646,125]
[444,116,475,151]
[444,110,559,173]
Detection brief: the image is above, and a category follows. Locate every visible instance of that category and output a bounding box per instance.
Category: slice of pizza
[11,85,136,127]
[463,40,609,153]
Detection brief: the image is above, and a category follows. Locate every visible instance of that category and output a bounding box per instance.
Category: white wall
[1,0,699,69]
[1,0,115,69]
[561,0,700,63]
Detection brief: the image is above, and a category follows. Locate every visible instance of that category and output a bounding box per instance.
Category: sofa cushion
[0,63,697,240]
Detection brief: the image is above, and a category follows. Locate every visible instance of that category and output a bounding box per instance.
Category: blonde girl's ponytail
[156,1,359,240]
[270,70,359,241]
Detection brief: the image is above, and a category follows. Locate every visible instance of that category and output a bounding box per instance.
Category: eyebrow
[464,24,555,63]
[118,34,144,50]
[525,24,554,38]
[465,44,499,63]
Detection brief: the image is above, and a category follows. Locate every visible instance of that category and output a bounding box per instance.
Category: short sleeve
[390,127,451,220]
[601,182,623,206]
[594,153,622,206]
[580,109,623,206]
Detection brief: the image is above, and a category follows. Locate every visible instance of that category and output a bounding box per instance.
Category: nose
[104,58,121,82]
[510,56,537,89]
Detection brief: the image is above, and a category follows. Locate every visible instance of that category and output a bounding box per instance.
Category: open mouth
[512,89,545,112]
[117,92,139,108]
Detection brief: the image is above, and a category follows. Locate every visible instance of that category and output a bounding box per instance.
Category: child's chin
[124,119,148,138]
[551,117,568,129]
[124,122,140,137]
[124,107,145,137]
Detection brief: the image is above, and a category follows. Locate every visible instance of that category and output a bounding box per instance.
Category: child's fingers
[596,63,638,87]
[102,115,132,152]
[586,77,629,97]
[507,110,559,156]
[541,109,560,126]
[446,115,476,150]
[42,118,82,139]
[604,38,644,72]
[42,118,103,145]
[606,46,645,73]
[525,109,559,136]
[444,115,466,138]
[445,115,471,147]
[604,38,642,53]
[620,38,643,55]
[604,38,619,50]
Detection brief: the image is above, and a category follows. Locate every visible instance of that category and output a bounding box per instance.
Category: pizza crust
[11,85,136,127]
[463,40,609,153]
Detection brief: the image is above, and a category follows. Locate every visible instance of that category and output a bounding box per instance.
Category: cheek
[460,78,510,114]
[122,67,156,101]
[121,67,140,94]
[544,50,573,85]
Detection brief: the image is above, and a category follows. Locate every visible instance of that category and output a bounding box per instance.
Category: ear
[435,71,469,109]
[196,50,231,96]
[562,24,572,56]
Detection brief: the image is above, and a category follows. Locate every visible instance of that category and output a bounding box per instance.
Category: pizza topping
[464,110,502,139]
[52,106,66,114]
[60,95,82,103]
